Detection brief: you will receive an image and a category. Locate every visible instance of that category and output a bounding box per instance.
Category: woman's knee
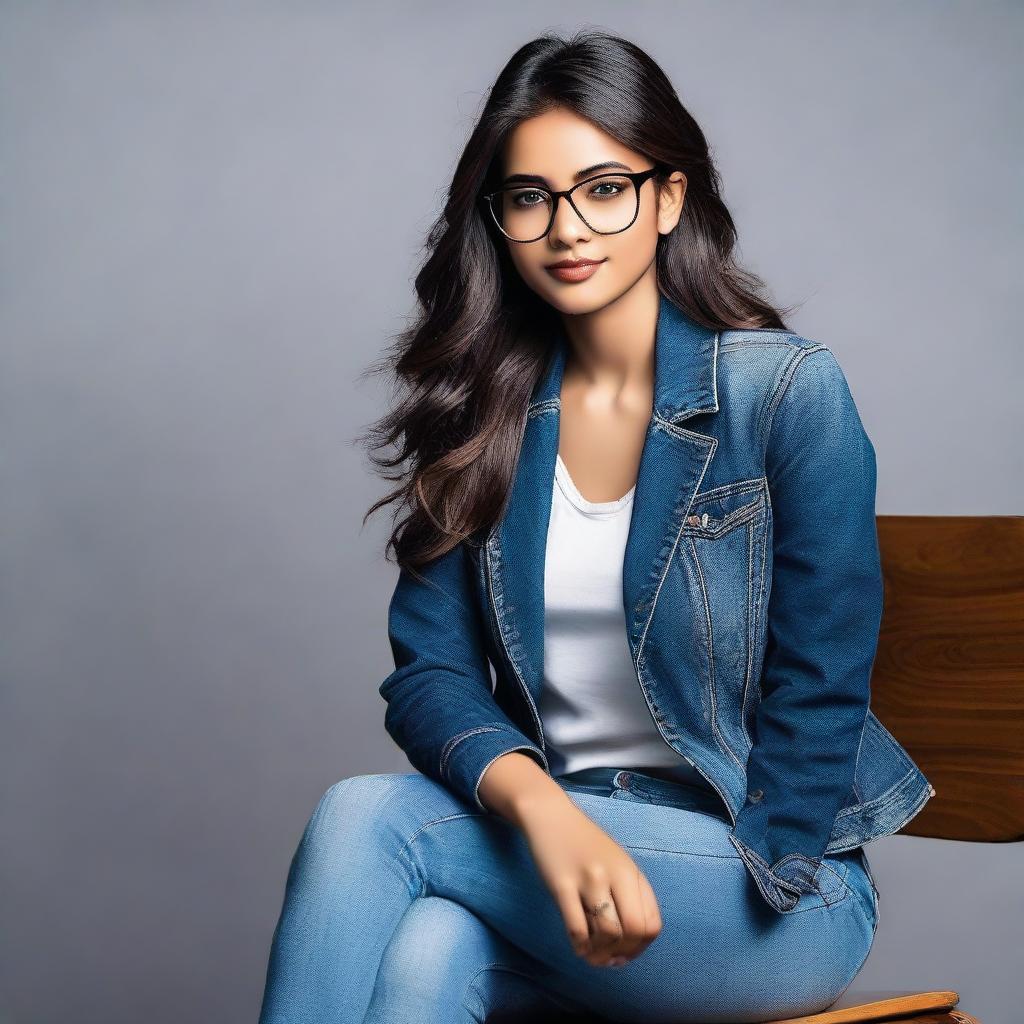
[314,771,451,819]
[299,772,459,864]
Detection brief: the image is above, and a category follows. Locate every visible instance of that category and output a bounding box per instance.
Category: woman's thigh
[325,771,875,1023]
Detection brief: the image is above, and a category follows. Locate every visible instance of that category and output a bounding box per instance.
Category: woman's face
[494,106,686,316]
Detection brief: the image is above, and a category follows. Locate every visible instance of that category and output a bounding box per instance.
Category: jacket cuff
[728,834,832,914]
[439,724,549,812]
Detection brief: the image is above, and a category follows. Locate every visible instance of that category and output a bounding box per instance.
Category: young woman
[258,29,934,1024]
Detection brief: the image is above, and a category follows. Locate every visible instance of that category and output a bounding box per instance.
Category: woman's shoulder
[718,325,830,358]
[716,327,854,412]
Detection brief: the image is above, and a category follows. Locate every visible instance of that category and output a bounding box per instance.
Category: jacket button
[747,789,763,803]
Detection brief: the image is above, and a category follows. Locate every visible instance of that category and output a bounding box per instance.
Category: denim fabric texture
[258,771,879,1023]
[378,292,935,916]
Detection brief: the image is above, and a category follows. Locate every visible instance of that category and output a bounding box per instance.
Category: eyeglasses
[481,166,662,243]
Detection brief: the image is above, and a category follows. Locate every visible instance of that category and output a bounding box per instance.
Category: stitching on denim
[729,838,852,913]
[690,475,767,503]
[840,856,877,927]
[777,853,846,885]
[395,809,487,891]
[687,534,744,771]
[485,538,547,757]
[846,715,869,816]
[864,711,918,775]
[626,421,734,822]
[722,327,798,336]
[763,344,829,444]
[624,845,743,863]
[616,782,731,822]
[719,338,807,349]
[770,854,852,905]
[817,860,853,908]
[710,329,719,411]
[740,518,755,753]
[650,415,716,445]
[730,838,804,913]
[479,544,507,663]
[527,398,559,417]
[826,768,934,854]
[635,425,717,662]
[661,330,722,423]
[833,765,919,820]
[682,490,766,539]
[752,483,770,668]
[440,726,505,780]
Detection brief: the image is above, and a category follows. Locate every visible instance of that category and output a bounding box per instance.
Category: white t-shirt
[539,452,709,787]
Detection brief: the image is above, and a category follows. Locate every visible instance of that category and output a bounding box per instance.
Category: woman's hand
[513,791,663,967]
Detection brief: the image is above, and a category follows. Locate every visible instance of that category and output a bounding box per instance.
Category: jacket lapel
[487,293,720,707]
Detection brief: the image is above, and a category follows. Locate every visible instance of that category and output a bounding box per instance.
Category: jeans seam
[394,809,487,896]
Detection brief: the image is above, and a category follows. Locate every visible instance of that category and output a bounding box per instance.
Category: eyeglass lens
[489,174,641,242]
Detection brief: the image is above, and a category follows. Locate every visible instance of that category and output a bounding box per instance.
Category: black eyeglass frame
[480,165,664,243]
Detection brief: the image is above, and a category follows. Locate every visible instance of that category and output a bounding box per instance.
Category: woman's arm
[381,559,663,967]
[479,752,662,968]
[379,541,549,811]
[728,345,884,913]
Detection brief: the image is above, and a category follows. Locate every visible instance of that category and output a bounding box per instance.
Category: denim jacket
[379,293,935,915]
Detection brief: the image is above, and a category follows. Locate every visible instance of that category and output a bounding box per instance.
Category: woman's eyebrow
[501,160,635,187]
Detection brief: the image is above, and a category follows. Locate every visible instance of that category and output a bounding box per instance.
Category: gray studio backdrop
[1,3,1020,1023]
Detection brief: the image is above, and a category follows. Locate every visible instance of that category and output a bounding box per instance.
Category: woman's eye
[589,182,625,198]
[512,191,547,208]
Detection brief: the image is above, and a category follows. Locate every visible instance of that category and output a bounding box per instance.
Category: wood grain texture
[759,989,962,1024]
[872,515,1024,843]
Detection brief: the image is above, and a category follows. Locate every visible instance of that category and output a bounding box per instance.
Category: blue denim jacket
[379,293,935,915]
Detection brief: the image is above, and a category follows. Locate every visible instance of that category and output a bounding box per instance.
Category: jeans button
[747,789,763,803]
[617,772,633,789]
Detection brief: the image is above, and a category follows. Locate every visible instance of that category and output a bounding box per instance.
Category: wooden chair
[520,516,1021,1024]
[758,514,1024,1024]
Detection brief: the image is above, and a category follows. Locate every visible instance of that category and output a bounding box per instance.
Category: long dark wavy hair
[358,29,792,576]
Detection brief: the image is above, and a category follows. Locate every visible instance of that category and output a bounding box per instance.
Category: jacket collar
[486,292,722,714]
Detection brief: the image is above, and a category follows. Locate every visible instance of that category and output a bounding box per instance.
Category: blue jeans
[258,768,879,1023]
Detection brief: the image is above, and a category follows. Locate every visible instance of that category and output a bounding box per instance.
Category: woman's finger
[580,880,624,961]
[606,864,653,961]
[623,865,663,960]
[551,878,594,957]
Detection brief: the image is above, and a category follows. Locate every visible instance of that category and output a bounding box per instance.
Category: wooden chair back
[872,515,1024,844]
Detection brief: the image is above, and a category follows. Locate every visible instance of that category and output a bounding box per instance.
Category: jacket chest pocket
[678,478,771,764]
[682,479,768,539]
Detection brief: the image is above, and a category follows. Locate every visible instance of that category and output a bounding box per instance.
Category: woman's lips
[545,259,606,283]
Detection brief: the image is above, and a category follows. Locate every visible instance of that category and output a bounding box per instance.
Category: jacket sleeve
[379,539,549,811]
[727,346,884,913]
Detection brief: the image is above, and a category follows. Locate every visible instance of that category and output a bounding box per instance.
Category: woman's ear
[657,171,687,235]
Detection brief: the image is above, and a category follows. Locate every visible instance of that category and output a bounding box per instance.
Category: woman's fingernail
[609,956,628,967]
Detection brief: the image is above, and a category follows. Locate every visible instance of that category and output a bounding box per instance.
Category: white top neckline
[555,453,635,517]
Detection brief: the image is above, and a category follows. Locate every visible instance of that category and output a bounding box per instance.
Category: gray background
[2,3,1020,1022]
